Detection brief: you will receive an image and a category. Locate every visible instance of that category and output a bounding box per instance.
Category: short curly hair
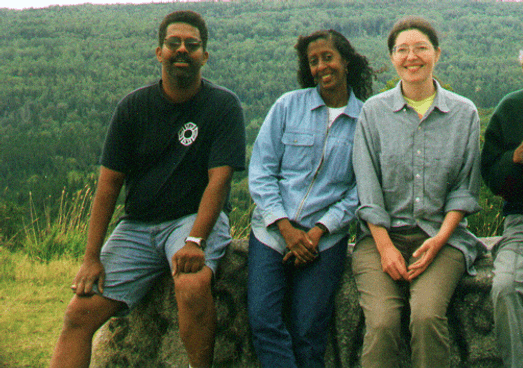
[158,10,208,50]
[295,29,374,101]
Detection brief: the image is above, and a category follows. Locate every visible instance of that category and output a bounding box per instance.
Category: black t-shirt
[101,79,246,222]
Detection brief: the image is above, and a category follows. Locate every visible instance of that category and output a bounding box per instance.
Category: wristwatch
[185,236,207,250]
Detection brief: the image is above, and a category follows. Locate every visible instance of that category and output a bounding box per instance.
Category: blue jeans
[492,214,523,368]
[247,231,348,368]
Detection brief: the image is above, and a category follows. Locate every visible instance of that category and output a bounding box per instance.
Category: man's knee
[174,268,213,307]
[62,295,120,334]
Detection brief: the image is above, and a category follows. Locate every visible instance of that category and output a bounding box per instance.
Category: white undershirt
[327,106,347,128]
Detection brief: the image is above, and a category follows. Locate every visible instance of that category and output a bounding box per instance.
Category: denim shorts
[94,212,231,314]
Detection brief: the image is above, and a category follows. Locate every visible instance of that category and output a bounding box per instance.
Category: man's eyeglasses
[164,37,202,53]
[392,43,432,57]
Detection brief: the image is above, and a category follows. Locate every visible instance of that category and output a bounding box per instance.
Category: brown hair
[387,16,439,55]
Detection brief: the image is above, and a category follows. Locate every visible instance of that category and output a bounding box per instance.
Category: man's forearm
[84,167,125,260]
[188,166,234,240]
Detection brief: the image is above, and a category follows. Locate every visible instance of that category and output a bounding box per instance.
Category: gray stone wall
[92,239,503,367]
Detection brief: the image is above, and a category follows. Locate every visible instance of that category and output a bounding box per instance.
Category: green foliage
[1,0,519,256]
[0,197,25,247]
[23,224,87,262]
[468,184,505,237]
[0,247,16,281]
[21,188,93,261]
[229,176,255,239]
[18,186,123,262]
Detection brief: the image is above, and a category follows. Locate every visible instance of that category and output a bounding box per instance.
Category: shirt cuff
[445,193,482,215]
[356,205,391,229]
[260,207,289,228]
[315,222,329,234]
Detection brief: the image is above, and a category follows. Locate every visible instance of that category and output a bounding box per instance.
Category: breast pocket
[425,156,460,196]
[324,138,353,184]
[281,132,314,173]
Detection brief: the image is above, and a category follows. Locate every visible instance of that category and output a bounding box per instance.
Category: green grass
[0,248,80,368]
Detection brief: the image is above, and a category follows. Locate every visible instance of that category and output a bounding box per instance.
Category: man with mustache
[50,10,246,368]
[481,53,523,368]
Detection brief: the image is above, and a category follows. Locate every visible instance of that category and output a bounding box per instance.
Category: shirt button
[415,174,421,179]
[415,197,420,203]
[417,150,421,155]
[293,139,297,143]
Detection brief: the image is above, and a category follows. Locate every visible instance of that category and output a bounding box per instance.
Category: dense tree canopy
[1,0,521,241]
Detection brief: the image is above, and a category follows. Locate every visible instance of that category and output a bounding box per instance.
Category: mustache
[171,54,192,64]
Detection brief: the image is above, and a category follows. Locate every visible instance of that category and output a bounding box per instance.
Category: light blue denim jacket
[249,86,362,254]
[353,81,486,274]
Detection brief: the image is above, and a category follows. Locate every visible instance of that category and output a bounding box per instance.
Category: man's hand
[513,140,523,164]
[71,256,106,296]
[172,242,205,276]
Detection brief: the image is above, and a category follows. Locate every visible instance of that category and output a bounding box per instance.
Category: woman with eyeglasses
[352,16,485,367]
[248,30,373,368]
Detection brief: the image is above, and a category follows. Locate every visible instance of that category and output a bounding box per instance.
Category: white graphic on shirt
[178,122,199,146]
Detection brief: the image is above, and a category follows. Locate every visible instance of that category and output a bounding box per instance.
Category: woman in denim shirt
[352,16,484,368]
[248,30,373,368]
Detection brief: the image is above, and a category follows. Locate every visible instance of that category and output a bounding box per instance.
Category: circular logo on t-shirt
[178,122,198,146]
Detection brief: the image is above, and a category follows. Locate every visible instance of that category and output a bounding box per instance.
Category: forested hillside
[1,0,520,244]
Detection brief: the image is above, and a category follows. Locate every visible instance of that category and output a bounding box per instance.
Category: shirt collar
[311,85,361,119]
[391,79,450,114]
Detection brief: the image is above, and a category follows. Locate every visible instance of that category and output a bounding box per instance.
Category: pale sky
[1,0,201,10]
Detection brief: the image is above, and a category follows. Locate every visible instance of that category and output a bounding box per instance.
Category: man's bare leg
[174,266,216,368]
[50,294,124,368]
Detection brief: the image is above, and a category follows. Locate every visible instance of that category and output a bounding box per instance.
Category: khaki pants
[352,229,465,368]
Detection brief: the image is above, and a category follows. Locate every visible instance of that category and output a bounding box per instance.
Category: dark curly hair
[295,29,374,101]
[158,10,208,50]
[387,16,439,55]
